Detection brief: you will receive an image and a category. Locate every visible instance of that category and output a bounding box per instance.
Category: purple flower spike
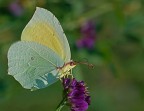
[81,21,95,35]
[76,20,96,50]
[9,0,23,17]
[62,78,71,89]
[62,78,90,111]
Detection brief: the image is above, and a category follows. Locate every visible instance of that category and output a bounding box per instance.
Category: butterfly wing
[21,7,71,62]
[8,41,64,90]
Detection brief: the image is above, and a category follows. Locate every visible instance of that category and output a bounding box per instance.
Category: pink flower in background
[9,0,23,17]
[76,20,96,50]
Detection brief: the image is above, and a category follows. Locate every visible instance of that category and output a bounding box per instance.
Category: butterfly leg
[70,69,73,78]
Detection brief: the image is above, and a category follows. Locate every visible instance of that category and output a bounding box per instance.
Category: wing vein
[27,43,57,67]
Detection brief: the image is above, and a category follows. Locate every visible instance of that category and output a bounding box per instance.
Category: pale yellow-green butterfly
[7,7,77,90]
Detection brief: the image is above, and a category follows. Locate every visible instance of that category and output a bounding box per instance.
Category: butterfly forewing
[21,7,71,62]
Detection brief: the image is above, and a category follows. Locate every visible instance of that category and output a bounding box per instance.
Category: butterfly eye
[70,62,74,66]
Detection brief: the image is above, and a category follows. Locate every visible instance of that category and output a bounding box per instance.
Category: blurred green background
[0,0,144,111]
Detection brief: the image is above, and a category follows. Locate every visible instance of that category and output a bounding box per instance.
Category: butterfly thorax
[57,61,76,78]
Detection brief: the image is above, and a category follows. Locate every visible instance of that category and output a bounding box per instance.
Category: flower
[9,0,23,17]
[76,20,96,50]
[62,78,90,111]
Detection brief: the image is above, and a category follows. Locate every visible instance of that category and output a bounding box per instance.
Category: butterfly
[7,7,77,90]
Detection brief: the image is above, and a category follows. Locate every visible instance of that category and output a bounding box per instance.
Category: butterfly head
[62,60,94,72]
[62,60,77,72]
[69,61,77,68]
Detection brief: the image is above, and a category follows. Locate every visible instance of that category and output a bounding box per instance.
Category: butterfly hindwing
[8,41,64,89]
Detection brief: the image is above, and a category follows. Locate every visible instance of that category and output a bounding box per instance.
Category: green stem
[56,104,65,111]
[56,96,67,111]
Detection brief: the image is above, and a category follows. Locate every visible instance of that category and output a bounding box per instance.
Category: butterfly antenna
[78,58,88,63]
[75,60,94,69]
